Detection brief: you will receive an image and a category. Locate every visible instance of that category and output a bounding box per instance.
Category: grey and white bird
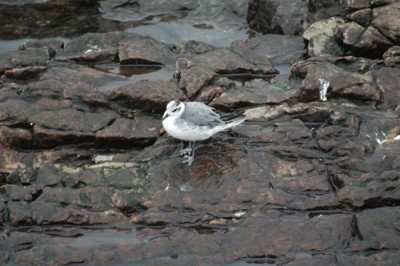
[162,100,245,165]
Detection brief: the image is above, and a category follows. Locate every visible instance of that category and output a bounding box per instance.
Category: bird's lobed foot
[182,154,194,166]
[179,148,193,156]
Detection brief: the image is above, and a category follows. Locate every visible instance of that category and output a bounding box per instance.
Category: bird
[162,100,245,165]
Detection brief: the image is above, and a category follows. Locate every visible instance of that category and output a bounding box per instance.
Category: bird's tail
[215,116,245,133]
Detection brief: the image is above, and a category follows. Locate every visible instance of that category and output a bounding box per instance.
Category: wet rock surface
[1,1,400,265]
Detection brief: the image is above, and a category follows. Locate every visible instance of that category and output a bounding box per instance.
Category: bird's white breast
[162,116,213,141]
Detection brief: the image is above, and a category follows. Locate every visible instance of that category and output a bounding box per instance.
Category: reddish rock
[4,66,47,80]
[351,207,400,251]
[247,0,308,35]
[118,36,176,65]
[0,99,37,126]
[300,63,381,102]
[193,48,267,74]
[373,67,400,109]
[210,77,297,109]
[8,47,51,67]
[231,34,304,65]
[372,2,400,43]
[29,109,118,132]
[107,79,185,113]
[383,46,400,68]
[96,116,160,147]
[0,126,32,148]
[178,66,217,99]
[1,2,400,264]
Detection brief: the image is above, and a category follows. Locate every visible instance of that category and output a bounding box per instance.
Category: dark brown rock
[4,66,47,80]
[107,79,185,113]
[59,32,125,62]
[29,109,118,133]
[193,48,267,74]
[247,0,308,35]
[21,38,64,51]
[372,2,400,43]
[0,99,37,126]
[350,8,372,27]
[231,34,304,65]
[0,126,32,148]
[303,18,345,57]
[7,47,50,67]
[2,2,400,265]
[383,46,400,68]
[305,0,347,22]
[118,36,176,65]
[210,77,297,109]
[339,22,392,57]
[300,63,381,102]
[174,40,213,54]
[178,66,217,99]
[96,116,160,147]
[373,67,400,109]
[351,207,400,251]
[345,0,370,10]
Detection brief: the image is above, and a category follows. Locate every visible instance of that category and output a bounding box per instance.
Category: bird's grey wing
[181,102,223,127]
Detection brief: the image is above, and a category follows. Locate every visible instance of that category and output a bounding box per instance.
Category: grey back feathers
[181,102,224,127]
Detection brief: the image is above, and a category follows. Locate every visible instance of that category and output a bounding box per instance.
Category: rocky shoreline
[1,0,400,265]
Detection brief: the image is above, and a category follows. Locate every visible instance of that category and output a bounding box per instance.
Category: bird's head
[162,100,185,120]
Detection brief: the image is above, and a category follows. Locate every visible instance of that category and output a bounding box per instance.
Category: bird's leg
[180,141,193,156]
[182,141,195,166]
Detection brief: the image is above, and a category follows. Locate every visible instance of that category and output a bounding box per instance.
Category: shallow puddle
[126,21,250,47]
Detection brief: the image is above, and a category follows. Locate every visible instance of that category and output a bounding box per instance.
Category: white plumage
[162,100,245,165]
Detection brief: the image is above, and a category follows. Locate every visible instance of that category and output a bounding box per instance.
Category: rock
[290,55,378,79]
[351,207,400,251]
[118,36,176,65]
[96,116,160,147]
[337,138,400,208]
[383,46,400,68]
[299,63,381,102]
[373,67,400,109]
[174,40,213,54]
[231,34,305,65]
[345,0,370,10]
[99,0,198,22]
[190,0,248,30]
[338,2,400,57]
[59,32,124,62]
[210,77,298,109]
[24,64,123,107]
[337,251,400,266]
[111,190,146,213]
[0,99,37,126]
[306,0,347,22]
[41,64,125,92]
[350,8,372,27]
[0,126,32,148]
[107,79,185,113]
[303,18,345,57]
[29,109,118,133]
[0,48,50,73]
[4,66,47,80]
[99,0,248,31]
[2,1,400,265]
[21,38,64,51]
[193,48,267,74]
[372,2,400,43]
[247,0,308,35]
[178,66,217,99]
[339,22,392,57]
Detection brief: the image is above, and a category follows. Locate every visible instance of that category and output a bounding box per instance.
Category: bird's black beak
[162,113,168,121]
